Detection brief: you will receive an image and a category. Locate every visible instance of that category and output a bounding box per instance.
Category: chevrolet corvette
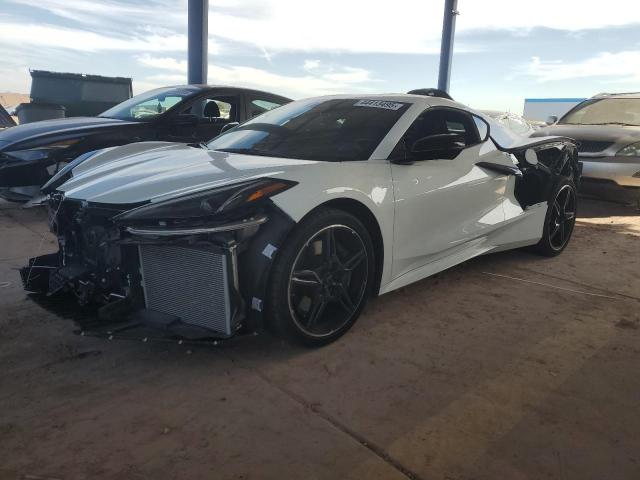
[22,94,580,346]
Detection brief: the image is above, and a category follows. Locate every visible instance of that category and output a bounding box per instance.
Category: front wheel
[533,178,577,256]
[267,208,375,346]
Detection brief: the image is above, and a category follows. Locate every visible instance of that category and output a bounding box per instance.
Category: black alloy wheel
[533,178,577,256]
[267,208,374,346]
[288,224,368,337]
[548,184,576,251]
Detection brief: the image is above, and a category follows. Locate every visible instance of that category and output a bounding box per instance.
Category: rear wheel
[533,177,577,256]
[267,208,375,346]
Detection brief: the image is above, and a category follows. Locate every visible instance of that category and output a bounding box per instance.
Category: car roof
[167,84,292,101]
[591,92,640,99]
[300,93,469,110]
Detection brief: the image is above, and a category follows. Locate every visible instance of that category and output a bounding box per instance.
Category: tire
[532,177,577,257]
[267,207,375,346]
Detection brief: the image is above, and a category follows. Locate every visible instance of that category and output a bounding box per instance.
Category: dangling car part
[0,85,291,201]
[22,94,579,347]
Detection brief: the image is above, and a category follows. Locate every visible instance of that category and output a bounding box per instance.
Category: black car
[0,85,291,201]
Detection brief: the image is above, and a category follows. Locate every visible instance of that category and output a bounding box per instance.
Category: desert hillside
[0,92,29,108]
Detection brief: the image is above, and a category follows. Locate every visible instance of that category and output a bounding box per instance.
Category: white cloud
[457,0,640,32]
[138,55,188,72]
[137,55,380,99]
[3,0,640,60]
[204,0,640,55]
[519,51,640,83]
[0,22,187,52]
[7,0,185,31]
[303,60,321,72]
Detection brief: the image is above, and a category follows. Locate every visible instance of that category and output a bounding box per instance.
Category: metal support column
[437,0,459,93]
[188,0,209,85]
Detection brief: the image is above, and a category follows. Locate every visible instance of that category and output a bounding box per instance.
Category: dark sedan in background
[0,85,291,201]
[534,92,640,195]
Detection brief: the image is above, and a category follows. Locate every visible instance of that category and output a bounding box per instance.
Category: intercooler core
[138,244,233,336]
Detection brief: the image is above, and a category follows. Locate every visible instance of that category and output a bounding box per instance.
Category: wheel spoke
[550,223,561,239]
[324,228,337,261]
[563,189,571,209]
[306,295,328,329]
[553,202,561,221]
[291,269,322,286]
[337,284,356,314]
[564,210,575,221]
[342,249,365,271]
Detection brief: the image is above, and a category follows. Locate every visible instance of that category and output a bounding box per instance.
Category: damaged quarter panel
[483,125,580,252]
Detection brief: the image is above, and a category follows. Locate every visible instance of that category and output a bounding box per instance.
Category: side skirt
[378,202,547,295]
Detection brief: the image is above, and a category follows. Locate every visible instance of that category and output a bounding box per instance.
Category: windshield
[560,98,640,126]
[207,98,410,161]
[99,87,197,121]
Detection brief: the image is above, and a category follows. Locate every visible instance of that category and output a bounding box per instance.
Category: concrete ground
[0,193,639,480]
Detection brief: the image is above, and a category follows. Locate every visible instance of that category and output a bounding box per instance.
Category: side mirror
[171,114,198,126]
[412,133,466,155]
[545,115,558,125]
[220,122,240,135]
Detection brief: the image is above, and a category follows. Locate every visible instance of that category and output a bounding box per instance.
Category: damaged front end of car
[21,179,297,343]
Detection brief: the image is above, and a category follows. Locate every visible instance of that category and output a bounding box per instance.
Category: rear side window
[183,95,239,122]
[250,98,283,117]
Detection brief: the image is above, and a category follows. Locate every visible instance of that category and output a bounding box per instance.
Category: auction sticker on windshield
[354,100,406,110]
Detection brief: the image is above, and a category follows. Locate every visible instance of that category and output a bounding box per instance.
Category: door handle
[476,161,522,177]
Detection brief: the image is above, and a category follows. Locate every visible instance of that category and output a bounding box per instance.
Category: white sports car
[23,94,580,346]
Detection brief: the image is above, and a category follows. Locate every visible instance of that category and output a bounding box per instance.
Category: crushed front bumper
[22,240,245,341]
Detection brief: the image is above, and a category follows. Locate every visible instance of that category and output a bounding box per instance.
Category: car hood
[0,116,138,151]
[59,142,317,204]
[532,124,640,150]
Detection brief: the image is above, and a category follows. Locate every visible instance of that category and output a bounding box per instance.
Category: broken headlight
[113,178,297,227]
[617,142,640,157]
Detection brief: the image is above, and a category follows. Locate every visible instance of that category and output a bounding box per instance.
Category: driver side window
[389,108,481,161]
[182,96,239,123]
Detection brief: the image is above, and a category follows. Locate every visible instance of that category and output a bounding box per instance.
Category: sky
[1,0,640,113]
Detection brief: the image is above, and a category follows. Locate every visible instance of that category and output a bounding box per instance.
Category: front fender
[237,205,296,332]
[269,160,395,292]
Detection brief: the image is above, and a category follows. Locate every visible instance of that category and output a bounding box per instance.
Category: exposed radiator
[138,244,233,335]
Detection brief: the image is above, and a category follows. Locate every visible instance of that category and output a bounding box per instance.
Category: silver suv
[533,92,640,190]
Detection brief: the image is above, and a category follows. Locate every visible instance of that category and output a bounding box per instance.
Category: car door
[191,95,241,142]
[389,107,518,279]
[161,93,241,143]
